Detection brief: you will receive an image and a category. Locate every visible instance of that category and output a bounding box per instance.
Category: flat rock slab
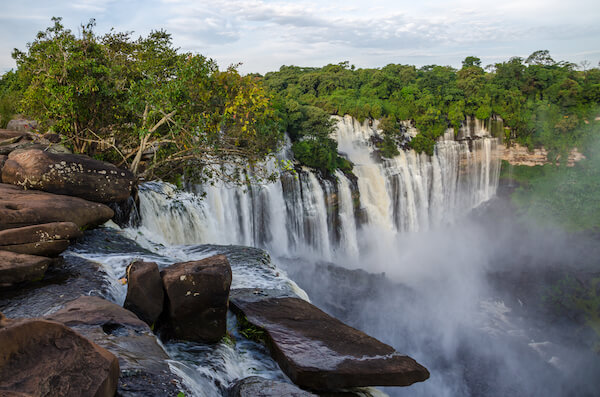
[230,289,430,391]
[0,250,50,287]
[2,149,135,203]
[47,296,186,396]
[0,317,119,397]
[0,222,82,256]
[0,183,114,231]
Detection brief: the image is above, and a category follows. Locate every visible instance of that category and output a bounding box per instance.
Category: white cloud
[0,0,599,74]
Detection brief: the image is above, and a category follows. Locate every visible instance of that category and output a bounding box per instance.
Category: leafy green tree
[11,18,283,183]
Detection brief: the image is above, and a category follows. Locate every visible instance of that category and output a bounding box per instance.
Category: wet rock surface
[2,149,135,203]
[0,250,51,287]
[124,260,164,327]
[160,255,232,343]
[228,376,317,397]
[0,221,82,256]
[47,295,186,397]
[0,183,114,230]
[0,316,119,397]
[229,288,430,391]
[0,254,107,318]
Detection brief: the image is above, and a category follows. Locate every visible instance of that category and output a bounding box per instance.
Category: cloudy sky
[1,0,599,74]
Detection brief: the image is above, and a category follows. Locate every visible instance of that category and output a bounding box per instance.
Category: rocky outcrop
[0,183,114,231]
[230,289,430,391]
[2,149,135,203]
[228,376,316,397]
[0,315,119,397]
[123,261,164,327]
[6,118,38,132]
[0,222,82,256]
[503,143,585,167]
[0,250,51,287]
[160,255,232,343]
[47,296,186,396]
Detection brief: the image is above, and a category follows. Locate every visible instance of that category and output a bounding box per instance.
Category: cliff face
[502,144,585,166]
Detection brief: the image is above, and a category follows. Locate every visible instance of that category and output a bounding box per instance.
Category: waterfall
[137,115,501,262]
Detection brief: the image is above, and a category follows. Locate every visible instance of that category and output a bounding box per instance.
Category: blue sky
[1,0,599,74]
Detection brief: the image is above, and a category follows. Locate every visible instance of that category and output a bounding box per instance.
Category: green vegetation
[545,275,600,352]
[1,18,599,176]
[237,315,267,344]
[3,17,283,184]
[262,53,600,165]
[502,134,600,231]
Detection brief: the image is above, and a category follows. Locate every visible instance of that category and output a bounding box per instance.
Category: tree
[12,18,283,183]
[525,50,555,66]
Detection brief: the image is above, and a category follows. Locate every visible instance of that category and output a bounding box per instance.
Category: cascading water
[137,115,501,264]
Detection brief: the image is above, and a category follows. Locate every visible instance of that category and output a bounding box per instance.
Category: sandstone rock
[2,149,136,203]
[0,316,119,397]
[503,143,586,167]
[47,295,148,330]
[0,183,114,231]
[230,289,430,391]
[160,255,232,343]
[6,118,38,132]
[0,222,82,256]
[228,376,316,397]
[0,129,32,142]
[0,250,50,287]
[0,142,71,156]
[124,261,164,327]
[0,155,6,182]
[47,296,184,396]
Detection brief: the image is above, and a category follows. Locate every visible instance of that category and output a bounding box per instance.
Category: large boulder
[0,250,51,287]
[0,183,114,231]
[228,376,316,397]
[160,255,232,343]
[124,261,164,327]
[0,222,82,256]
[47,296,186,396]
[0,315,119,397]
[2,149,135,203]
[6,118,38,132]
[230,289,430,391]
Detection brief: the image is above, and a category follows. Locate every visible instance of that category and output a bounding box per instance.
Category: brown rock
[160,255,232,343]
[2,149,136,203]
[124,261,164,327]
[0,317,119,397]
[0,129,32,141]
[47,295,148,330]
[47,296,184,396]
[0,183,114,231]
[0,154,6,183]
[230,289,430,391]
[0,222,82,256]
[6,118,38,132]
[0,250,50,287]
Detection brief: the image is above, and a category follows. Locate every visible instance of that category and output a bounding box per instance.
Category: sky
[1,0,599,74]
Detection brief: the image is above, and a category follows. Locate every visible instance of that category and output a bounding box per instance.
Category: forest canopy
[262,55,600,161]
[1,18,283,183]
[1,19,599,177]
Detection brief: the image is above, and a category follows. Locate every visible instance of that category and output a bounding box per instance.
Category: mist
[279,157,600,396]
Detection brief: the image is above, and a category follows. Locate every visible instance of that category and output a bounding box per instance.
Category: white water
[137,115,501,265]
